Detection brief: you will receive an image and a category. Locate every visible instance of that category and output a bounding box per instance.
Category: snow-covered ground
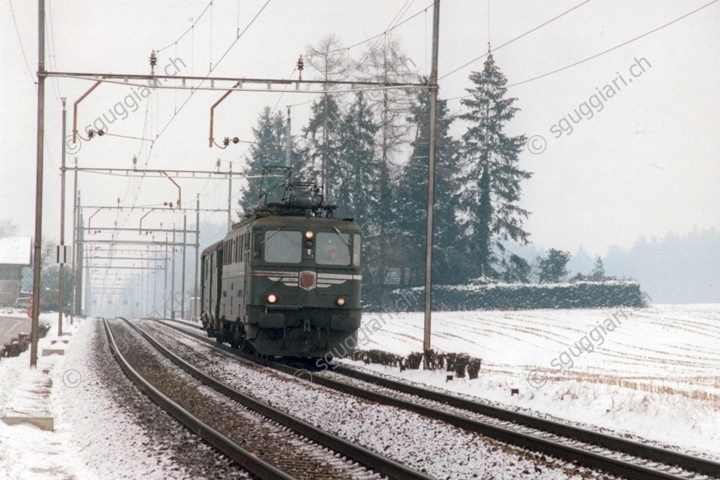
[344,304,720,460]
[0,305,718,478]
[0,313,244,480]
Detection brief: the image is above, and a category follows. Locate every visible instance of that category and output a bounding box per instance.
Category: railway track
[157,317,720,480]
[328,367,720,479]
[104,317,433,480]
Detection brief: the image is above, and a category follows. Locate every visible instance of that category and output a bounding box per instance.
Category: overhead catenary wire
[7,0,36,85]
[46,0,63,101]
[108,0,274,231]
[505,0,718,89]
[149,0,273,154]
[71,3,589,233]
[300,1,426,100]
[281,0,427,183]
[439,0,592,81]
[318,1,434,56]
[334,0,428,84]
[230,64,299,167]
[445,0,717,100]
[156,1,213,54]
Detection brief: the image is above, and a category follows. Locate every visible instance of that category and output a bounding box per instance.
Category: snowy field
[344,304,720,460]
[0,305,718,478]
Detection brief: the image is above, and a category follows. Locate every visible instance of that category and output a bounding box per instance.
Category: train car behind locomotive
[201,168,362,359]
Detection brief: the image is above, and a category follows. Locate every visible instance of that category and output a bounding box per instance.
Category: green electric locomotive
[200,168,362,358]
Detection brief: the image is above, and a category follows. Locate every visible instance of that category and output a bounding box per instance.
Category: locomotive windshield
[258,228,360,266]
[316,232,351,266]
[263,230,302,263]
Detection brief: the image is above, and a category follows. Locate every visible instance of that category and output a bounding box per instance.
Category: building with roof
[0,237,32,306]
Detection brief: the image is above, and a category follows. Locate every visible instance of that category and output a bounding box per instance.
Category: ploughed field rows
[145,319,613,480]
[363,307,720,401]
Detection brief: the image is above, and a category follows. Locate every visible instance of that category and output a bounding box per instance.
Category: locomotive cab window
[252,231,262,263]
[264,230,302,263]
[353,233,361,267]
[316,232,351,266]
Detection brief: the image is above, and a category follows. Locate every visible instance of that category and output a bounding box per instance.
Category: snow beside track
[343,304,720,460]
[0,315,208,480]
[144,321,610,479]
[1,304,718,478]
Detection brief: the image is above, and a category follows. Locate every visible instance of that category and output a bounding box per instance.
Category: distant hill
[506,228,719,304]
[601,228,719,304]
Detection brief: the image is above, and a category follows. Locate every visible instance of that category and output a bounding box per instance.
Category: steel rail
[128,318,436,480]
[332,365,720,479]
[155,318,720,480]
[102,318,295,480]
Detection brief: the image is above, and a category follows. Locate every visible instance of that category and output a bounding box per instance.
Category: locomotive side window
[353,233,361,267]
[264,230,302,263]
[238,233,245,263]
[252,231,263,263]
[316,232,350,266]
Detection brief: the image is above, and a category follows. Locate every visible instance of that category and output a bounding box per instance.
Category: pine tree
[395,88,464,285]
[500,253,532,283]
[299,95,344,201]
[337,91,379,228]
[457,52,532,279]
[239,107,285,214]
[359,36,418,231]
[301,36,352,199]
[537,249,571,283]
[334,92,384,285]
[590,257,606,281]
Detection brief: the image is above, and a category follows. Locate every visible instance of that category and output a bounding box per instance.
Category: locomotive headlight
[267,293,278,304]
[336,297,346,306]
[305,230,314,239]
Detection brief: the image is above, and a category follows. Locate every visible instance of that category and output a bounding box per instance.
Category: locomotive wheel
[229,323,241,349]
[240,339,256,355]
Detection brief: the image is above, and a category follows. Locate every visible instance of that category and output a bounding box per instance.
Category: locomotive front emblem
[299,271,317,291]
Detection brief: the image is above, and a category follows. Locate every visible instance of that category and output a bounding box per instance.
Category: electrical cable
[446,0,717,99]
[156,1,213,53]
[46,0,63,101]
[150,0,273,154]
[506,0,717,88]
[439,0,591,81]
[319,1,433,56]
[8,0,36,85]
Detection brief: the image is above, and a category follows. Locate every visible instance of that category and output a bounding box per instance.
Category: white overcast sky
[1,0,719,257]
